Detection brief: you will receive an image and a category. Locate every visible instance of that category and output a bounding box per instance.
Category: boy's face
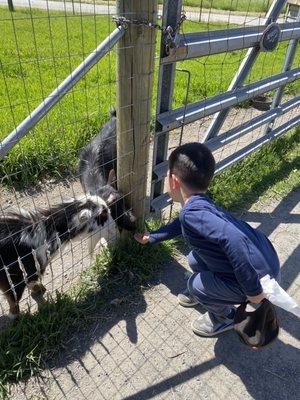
[167,170,182,203]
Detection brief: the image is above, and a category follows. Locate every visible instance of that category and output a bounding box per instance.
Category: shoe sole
[178,299,200,308]
[191,322,234,337]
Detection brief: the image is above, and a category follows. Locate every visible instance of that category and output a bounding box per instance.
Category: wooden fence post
[116,0,158,232]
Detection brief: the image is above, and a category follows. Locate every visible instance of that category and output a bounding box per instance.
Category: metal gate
[150,0,300,212]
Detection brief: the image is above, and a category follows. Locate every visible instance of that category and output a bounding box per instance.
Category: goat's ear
[78,209,92,223]
[106,192,118,205]
[107,169,116,186]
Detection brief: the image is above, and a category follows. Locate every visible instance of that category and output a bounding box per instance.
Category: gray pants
[187,250,279,322]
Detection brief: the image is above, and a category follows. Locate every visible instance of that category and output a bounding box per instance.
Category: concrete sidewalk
[11,189,300,399]
[0,0,282,26]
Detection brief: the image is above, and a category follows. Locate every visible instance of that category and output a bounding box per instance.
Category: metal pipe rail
[0,26,125,160]
[152,95,300,181]
[157,67,300,132]
[162,22,300,63]
[206,96,300,152]
[151,114,300,211]
[203,0,287,140]
[216,114,300,172]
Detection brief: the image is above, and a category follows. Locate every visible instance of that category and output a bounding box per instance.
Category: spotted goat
[0,195,115,319]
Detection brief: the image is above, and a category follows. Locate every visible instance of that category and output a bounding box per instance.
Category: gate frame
[150,0,300,212]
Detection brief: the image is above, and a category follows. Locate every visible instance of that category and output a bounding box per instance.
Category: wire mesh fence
[0,0,121,320]
[0,0,299,398]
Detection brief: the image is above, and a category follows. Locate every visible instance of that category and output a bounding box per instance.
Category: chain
[113,12,186,52]
[113,16,165,31]
[113,12,186,33]
[174,12,187,34]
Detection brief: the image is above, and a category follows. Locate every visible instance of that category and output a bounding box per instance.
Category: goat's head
[106,189,137,232]
[71,195,116,253]
[77,196,109,229]
[96,170,137,233]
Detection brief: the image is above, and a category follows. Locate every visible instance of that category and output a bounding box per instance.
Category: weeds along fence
[0,0,299,396]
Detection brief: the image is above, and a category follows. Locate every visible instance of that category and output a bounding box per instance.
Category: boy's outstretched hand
[134,232,150,245]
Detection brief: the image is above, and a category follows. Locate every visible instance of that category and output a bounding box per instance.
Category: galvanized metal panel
[161,22,300,63]
[150,0,183,206]
[204,0,288,140]
[216,115,300,172]
[151,114,300,211]
[264,6,300,134]
[157,68,300,132]
[151,95,300,184]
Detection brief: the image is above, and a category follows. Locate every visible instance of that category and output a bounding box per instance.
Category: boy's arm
[182,211,264,297]
[134,218,182,244]
[148,218,182,244]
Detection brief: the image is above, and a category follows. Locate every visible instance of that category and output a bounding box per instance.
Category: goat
[79,110,137,232]
[0,195,115,319]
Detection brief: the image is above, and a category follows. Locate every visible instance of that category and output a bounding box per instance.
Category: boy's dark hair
[169,142,215,191]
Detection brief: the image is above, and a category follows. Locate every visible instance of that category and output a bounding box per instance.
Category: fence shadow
[1,188,298,399]
[35,218,299,399]
[213,329,300,400]
[47,254,189,366]
[119,330,299,400]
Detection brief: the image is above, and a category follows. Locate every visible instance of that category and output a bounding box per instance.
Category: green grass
[209,128,300,210]
[0,6,299,187]
[0,128,299,398]
[100,0,276,14]
[0,8,117,187]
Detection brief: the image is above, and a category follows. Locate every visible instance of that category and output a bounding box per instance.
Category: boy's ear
[171,173,181,189]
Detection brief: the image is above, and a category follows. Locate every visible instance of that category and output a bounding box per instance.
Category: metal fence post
[203,0,287,141]
[150,0,183,211]
[116,0,158,226]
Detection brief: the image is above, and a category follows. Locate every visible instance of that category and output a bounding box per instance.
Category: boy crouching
[135,143,280,336]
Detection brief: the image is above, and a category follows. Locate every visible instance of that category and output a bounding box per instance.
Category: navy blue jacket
[149,194,280,296]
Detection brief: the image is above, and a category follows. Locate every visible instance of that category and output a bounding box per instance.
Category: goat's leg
[4,290,21,320]
[1,268,26,319]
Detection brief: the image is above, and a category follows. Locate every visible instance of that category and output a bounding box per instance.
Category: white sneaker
[177,290,200,307]
[192,312,235,337]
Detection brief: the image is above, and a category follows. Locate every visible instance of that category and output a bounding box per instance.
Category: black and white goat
[79,110,137,232]
[0,195,115,319]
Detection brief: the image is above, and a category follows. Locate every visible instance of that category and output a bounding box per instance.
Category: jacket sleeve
[182,210,263,296]
[149,218,182,244]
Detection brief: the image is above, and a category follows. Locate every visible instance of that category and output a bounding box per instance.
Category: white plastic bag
[260,274,300,318]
